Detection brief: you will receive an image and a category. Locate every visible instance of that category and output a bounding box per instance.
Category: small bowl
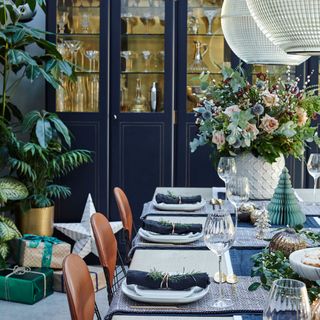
[289,247,320,281]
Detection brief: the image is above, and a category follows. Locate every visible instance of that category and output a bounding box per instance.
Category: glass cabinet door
[56,0,100,112]
[120,0,165,113]
[186,0,231,112]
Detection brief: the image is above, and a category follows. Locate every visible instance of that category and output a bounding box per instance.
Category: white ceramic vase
[234,153,285,200]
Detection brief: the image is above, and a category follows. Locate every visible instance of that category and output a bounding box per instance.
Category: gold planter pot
[17,206,54,236]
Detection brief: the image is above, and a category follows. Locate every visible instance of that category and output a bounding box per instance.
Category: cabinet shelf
[57,33,100,37]
[121,71,164,74]
[121,33,164,37]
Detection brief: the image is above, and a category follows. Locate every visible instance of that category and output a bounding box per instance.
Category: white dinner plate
[152,199,206,211]
[138,228,203,244]
[121,281,209,304]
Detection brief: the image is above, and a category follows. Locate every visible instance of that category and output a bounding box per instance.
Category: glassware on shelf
[85,50,99,72]
[57,11,68,34]
[188,40,208,72]
[80,13,90,33]
[73,76,86,112]
[132,0,140,7]
[120,51,136,72]
[150,82,159,112]
[131,78,146,112]
[188,15,200,35]
[141,51,153,72]
[120,75,129,111]
[56,77,67,112]
[263,279,311,320]
[203,9,217,35]
[90,75,99,111]
[121,13,138,34]
[65,40,82,70]
[140,13,156,33]
[217,157,237,186]
[204,210,235,308]
[307,153,320,206]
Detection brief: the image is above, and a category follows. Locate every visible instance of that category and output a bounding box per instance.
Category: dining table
[105,187,320,320]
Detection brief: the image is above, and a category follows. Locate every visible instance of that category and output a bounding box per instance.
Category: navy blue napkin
[142,220,202,235]
[155,193,202,204]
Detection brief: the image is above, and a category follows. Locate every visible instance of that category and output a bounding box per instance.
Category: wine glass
[204,210,235,308]
[65,40,82,70]
[217,157,236,185]
[307,153,320,206]
[203,9,218,35]
[263,279,311,320]
[121,51,136,72]
[226,176,249,239]
[141,51,153,72]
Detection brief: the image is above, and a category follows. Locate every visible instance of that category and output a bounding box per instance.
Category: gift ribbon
[4,266,47,301]
[22,234,62,268]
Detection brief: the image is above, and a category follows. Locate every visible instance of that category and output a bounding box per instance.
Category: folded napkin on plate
[155,193,201,204]
[142,220,202,235]
[126,270,210,290]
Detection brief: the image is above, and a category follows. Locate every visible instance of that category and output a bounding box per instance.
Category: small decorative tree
[254,209,271,239]
[267,167,306,227]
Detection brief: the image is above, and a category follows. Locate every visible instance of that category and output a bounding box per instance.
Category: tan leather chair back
[63,254,95,320]
[113,187,133,241]
[91,213,117,292]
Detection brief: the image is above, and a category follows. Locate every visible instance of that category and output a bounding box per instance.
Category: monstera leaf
[0,177,28,204]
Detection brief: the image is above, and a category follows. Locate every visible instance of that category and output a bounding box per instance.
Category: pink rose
[262,91,279,107]
[212,130,226,149]
[224,105,240,117]
[296,107,308,127]
[260,114,279,133]
[245,123,259,139]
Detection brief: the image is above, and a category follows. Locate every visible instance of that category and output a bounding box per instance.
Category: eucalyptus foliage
[0,215,21,268]
[249,248,320,302]
[7,110,92,210]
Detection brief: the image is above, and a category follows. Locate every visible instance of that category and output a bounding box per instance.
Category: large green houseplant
[7,110,92,235]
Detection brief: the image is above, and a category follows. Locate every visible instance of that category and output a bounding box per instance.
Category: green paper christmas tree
[267,167,306,227]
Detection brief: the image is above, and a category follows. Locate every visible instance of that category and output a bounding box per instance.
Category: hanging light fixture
[221,0,309,65]
[246,0,320,55]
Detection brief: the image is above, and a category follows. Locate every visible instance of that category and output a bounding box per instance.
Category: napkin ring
[160,273,170,289]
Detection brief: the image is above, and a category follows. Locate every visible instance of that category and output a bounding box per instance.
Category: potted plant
[190,67,320,199]
[7,110,92,236]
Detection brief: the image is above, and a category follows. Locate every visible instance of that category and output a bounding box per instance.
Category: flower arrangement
[190,66,320,163]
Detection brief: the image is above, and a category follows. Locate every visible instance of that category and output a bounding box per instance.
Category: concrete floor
[0,289,108,320]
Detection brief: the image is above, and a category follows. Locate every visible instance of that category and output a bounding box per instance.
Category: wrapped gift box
[0,267,53,304]
[53,265,106,293]
[16,235,71,269]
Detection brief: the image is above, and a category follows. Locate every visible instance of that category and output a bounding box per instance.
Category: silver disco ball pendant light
[221,0,309,65]
[246,0,320,56]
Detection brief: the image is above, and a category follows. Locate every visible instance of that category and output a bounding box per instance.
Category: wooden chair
[91,212,126,304]
[63,254,101,320]
[113,187,137,262]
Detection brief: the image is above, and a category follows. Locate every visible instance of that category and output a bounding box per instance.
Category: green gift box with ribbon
[16,234,71,269]
[0,266,53,304]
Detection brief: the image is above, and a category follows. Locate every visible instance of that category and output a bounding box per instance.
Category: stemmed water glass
[217,157,237,186]
[141,51,152,72]
[307,153,320,206]
[203,9,218,35]
[85,50,99,72]
[57,12,68,34]
[263,279,311,319]
[65,40,82,70]
[226,176,250,239]
[121,13,138,34]
[121,51,136,72]
[204,210,235,308]
[140,13,156,33]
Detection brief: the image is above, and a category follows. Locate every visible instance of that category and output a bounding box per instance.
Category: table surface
[109,187,320,320]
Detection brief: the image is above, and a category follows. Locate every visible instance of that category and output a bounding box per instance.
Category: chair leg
[117,249,127,275]
[94,302,102,320]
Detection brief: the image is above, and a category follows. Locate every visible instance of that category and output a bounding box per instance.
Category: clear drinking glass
[263,279,311,320]
[217,157,237,185]
[226,176,249,238]
[307,153,320,206]
[204,211,235,308]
